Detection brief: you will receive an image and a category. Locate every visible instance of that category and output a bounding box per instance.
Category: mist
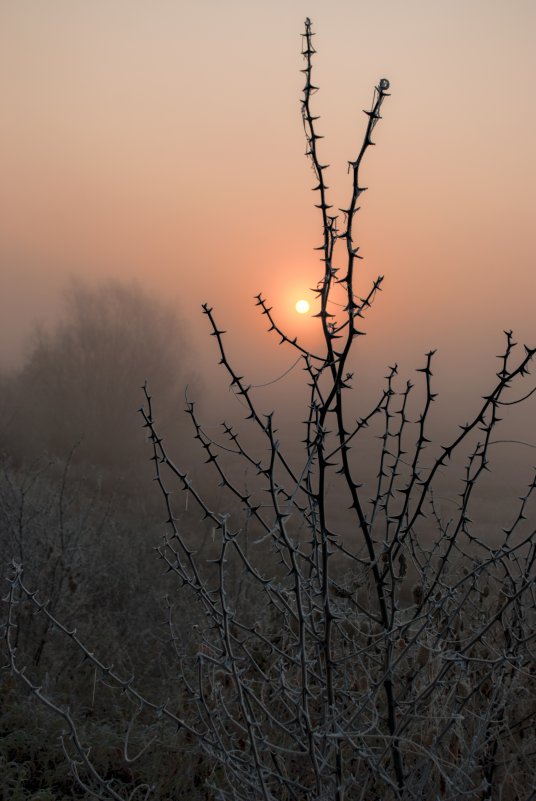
[1,3,535,798]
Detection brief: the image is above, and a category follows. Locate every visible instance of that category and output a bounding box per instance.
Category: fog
[0,0,534,691]
[2,6,535,796]
[1,1,534,380]
[1,275,534,523]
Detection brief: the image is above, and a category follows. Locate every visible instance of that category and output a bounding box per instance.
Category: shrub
[3,18,535,801]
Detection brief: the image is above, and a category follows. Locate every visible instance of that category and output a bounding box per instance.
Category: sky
[1,0,535,444]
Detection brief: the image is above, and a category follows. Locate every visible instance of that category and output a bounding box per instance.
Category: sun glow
[295,299,310,315]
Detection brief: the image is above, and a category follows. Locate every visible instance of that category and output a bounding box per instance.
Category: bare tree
[3,18,535,801]
[2,280,196,487]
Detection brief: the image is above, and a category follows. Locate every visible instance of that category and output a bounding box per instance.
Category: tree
[2,280,196,487]
[3,18,535,801]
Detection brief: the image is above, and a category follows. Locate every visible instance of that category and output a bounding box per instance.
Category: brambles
[2,17,535,801]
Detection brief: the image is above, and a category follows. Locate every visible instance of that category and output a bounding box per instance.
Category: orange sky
[1,0,535,430]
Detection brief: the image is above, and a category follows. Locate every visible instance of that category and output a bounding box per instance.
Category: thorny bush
[3,18,535,801]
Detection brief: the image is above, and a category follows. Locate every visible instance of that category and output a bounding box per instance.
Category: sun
[295,299,310,315]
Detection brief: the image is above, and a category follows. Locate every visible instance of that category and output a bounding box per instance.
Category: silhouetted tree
[3,280,196,486]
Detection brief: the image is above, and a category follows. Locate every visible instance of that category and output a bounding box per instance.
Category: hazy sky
[1,0,535,427]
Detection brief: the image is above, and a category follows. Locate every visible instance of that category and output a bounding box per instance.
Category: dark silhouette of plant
[1,280,195,487]
[3,18,535,801]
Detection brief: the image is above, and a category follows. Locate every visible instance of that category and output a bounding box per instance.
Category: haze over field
[1,6,536,798]
[1,0,534,465]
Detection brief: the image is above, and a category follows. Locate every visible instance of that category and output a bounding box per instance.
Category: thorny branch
[3,17,535,801]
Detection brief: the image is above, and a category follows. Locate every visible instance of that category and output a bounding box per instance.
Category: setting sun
[295,299,310,314]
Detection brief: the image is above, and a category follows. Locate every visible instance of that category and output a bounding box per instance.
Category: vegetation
[2,18,535,801]
[0,280,195,487]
